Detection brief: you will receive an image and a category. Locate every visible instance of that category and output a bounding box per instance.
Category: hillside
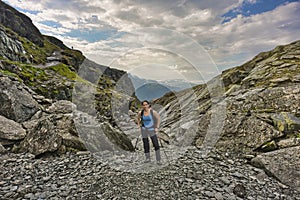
[0,1,136,156]
[153,40,300,192]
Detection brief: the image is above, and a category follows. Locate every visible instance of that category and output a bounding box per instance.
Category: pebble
[0,149,299,200]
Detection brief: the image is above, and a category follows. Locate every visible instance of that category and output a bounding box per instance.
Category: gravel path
[1,148,299,200]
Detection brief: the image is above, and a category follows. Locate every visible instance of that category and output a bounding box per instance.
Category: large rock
[251,146,300,192]
[18,116,62,156]
[75,112,134,152]
[18,101,86,156]
[18,113,86,156]
[0,76,39,122]
[0,115,26,140]
[271,112,300,133]
[195,113,284,153]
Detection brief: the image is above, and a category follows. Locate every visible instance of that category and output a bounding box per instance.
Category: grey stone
[251,146,300,192]
[0,77,39,122]
[0,115,26,141]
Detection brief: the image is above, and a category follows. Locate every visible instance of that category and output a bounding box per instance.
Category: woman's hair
[142,100,151,107]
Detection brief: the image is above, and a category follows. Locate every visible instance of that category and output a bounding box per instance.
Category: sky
[3,0,300,84]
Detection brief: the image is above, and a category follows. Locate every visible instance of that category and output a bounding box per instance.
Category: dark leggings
[142,134,160,153]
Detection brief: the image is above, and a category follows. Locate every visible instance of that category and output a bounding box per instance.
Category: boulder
[18,112,86,156]
[0,115,26,140]
[251,146,300,192]
[101,122,134,151]
[74,112,134,152]
[0,76,39,123]
[18,116,62,156]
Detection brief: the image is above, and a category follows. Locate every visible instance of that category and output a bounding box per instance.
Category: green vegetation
[49,63,76,80]
[0,69,20,80]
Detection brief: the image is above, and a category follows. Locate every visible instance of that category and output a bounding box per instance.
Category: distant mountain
[128,73,196,101]
[134,82,172,101]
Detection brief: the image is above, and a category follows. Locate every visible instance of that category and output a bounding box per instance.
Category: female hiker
[137,100,161,164]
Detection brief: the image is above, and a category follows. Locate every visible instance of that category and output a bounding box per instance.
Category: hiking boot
[144,153,150,163]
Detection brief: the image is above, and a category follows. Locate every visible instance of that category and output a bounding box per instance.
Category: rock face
[0,28,27,62]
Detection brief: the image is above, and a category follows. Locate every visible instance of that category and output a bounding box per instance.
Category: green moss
[19,64,48,82]
[48,63,91,85]
[19,34,62,64]
[0,69,21,80]
[49,63,76,80]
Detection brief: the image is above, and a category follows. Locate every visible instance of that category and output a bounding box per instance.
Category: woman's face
[142,102,149,109]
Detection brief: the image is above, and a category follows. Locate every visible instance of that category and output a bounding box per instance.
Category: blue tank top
[142,113,154,130]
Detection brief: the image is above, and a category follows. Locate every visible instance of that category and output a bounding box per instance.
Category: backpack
[140,109,157,128]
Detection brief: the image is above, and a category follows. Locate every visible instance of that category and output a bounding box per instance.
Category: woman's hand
[154,128,159,132]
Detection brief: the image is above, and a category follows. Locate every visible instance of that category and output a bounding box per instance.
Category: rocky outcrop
[1,99,134,157]
[0,28,27,62]
[0,1,43,46]
[0,76,39,123]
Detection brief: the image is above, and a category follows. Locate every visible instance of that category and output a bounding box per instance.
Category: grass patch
[49,63,76,80]
[0,69,21,80]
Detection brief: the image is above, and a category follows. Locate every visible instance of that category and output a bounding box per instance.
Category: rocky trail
[1,148,299,200]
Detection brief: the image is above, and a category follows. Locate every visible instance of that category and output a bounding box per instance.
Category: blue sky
[3,0,300,83]
[222,0,300,22]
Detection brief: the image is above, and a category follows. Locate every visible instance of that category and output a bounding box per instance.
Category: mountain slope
[155,40,300,153]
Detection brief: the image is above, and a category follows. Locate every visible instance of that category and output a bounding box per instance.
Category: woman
[137,100,161,164]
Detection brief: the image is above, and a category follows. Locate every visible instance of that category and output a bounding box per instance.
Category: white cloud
[3,0,300,82]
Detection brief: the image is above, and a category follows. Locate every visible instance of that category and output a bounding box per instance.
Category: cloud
[207,2,300,69]
[3,0,300,83]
